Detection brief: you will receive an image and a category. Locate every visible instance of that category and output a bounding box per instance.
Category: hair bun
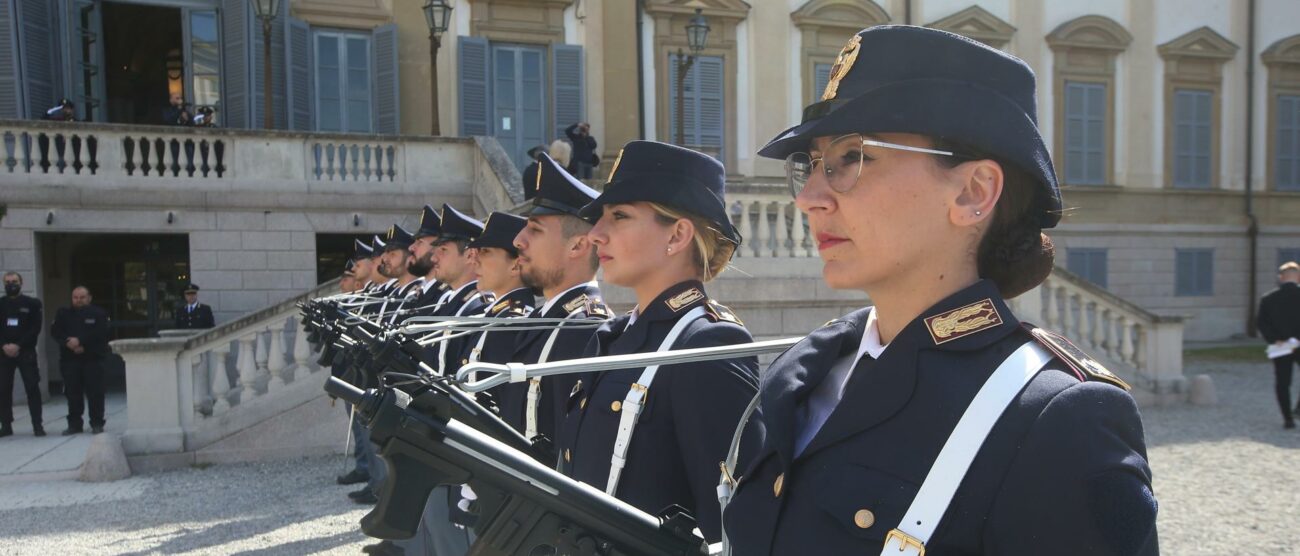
[985,232,1054,299]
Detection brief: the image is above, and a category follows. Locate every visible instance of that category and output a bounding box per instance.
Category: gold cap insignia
[822,34,862,101]
[666,288,706,312]
[924,298,1002,345]
[536,159,544,191]
[386,227,395,240]
[605,148,625,185]
[1030,328,1131,390]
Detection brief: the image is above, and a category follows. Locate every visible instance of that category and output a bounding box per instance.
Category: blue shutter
[1067,248,1108,289]
[1279,95,1300,191]
[16,0,59,119]
[1174,89,1213,189]
[220,0,248,128]
[552,44,584,141]
[696,56,724,160]
[1064,81,1106,185]
[813,62,832,102]
[285,18,312,130]
[1176,249,1213,296]
[458,36,490,137]
[372,24,399,134]
[0,2,19,118]
[249,5,287,129]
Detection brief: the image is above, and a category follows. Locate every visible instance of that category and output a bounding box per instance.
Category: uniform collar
[541,280,600,317]
[486,287,535,316]
[618,280,709,353]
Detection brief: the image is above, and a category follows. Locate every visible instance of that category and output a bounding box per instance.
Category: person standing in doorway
[50,286,111,435]
[1,272,44,437]
[1259,261,1300,429]
[174,283,215,330]
[564,122,598,179]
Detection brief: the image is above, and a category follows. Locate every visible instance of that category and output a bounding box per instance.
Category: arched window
[1046,15,1132,186]
[1263,34,1300,191]
[1157,27,1238,190]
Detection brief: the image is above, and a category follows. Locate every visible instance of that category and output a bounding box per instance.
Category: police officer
[1,272,44,437]
[721,26,1157,555]
[351,239,378,292]
[502,154,611,448]
[462,212,535,369]
[375,224,423,323]
[174,283,215,329]
[407,205,451,313]
[556,140,758,544]
[50,286,111,435]
[420,204,491,376]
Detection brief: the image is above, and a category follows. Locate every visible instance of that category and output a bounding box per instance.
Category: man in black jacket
[564,122,598,178]
[50,286,111,435]
[1259,261,1300,428]
[174,283,215,330]
[1,272,44,437]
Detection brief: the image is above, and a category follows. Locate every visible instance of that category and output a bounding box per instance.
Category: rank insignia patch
[1030,328,1131,391]
[666,288,705,312]
[563,294,590,314]
[924,298,1002,345]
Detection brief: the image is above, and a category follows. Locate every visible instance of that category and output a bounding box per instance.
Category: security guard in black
[1,274,43,435]
[50,288,111,433]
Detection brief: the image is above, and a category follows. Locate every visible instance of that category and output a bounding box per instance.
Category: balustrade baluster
[1042,282,1058,329]
[70,135,83,174]
[54,134,67,173]
[1134,326,1148,372]
[1100,309,1116,360]
[86,135,98,174]
[267,323,288,390]
[236,335,259,401]
[756,202,772,257]
[350,145,361,181]
[1087,302,1101,352]
[325,144,336,180]
[292,316,314,381]
[1119,317,1135,366]
[737,201,752,258]
[153,138,166,176]
[338,144,348,180]
[363,145,373,181]
[210,347,232,413]
[790,208,805,257]
[184,139,196,176]
[192,354,210,416]
[199,140,211,177]
[169,138,181,176]
[20,132,33,172]
[774,202,790,257]
[385,146,396,181]
[3,131,15,172]
[312,143,323,180]
[372,145,384,181]
[122,137,137,175]
[139,138,152,175]
[37,133,50,173]
[1069,293,1083,339]
[213,140,226,177]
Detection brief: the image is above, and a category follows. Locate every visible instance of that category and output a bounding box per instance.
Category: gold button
[773,473,784,497]
[610,400,622,412]
[853,509,875,529]
[579,398,587,410]
[564,449,571,462]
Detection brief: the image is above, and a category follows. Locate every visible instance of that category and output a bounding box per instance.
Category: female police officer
[720,27,1158,555]
[554,140,759,543]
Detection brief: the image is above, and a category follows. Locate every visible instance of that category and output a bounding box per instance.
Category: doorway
[492,44,548,170]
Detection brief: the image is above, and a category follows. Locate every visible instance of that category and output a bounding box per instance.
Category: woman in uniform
[555,140,759,543]
[721,26,1158,555]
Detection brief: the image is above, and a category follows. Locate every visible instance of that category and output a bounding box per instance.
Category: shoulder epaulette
[705,299,744,326]
[584,297,612,319]
[1027,326,1130,391]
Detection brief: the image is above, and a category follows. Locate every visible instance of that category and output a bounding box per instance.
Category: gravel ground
[0,357,1296,554]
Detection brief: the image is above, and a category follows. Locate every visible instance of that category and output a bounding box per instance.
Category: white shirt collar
[421,278,439,294]
[858,307,889,361]
[540,280,598,316]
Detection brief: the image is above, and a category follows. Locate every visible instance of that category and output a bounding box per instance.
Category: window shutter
[813,62,832,103]
[697,56,724,160]
[0,2,20,118]
[16,0,58,119]
[1279,95,1300,190]
[285,18,312,130]
[372,23,399,134]
[552,44,584,142]
[458,36,490,137]
[249,5,287,129]
[220,0,249,128]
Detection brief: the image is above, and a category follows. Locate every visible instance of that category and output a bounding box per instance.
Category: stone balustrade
[728,192,814,258]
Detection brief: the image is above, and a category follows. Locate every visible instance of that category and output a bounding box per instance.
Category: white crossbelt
[436,292,483,375]
[879,341,1052,556]
[605,305,709,496]
[526,311,582,440]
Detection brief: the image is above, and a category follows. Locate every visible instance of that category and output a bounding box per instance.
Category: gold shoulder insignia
[924,298,1002,345]
[584,297,612,319]
[507,304,531,317]
[665,288,706,312]
[705,300,743,326]
[563,294,590,315]
[489,299,512,315]
[1030,328,1131,391]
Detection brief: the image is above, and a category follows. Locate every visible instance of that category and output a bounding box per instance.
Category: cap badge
[822,34,862,101]
[665,288,705,312]
[924,298,1002,345]
[605,148,625,185]
[536,160,545,191]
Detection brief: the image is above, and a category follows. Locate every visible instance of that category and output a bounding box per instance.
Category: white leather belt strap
[526,311,583,439]
[879,341,1053,556]
[605,305,709,496]
[437,292,483,375]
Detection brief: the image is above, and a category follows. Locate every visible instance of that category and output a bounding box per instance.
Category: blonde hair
[549,139,572,168]
[647,202,736,282]
[1281,261,1300,273]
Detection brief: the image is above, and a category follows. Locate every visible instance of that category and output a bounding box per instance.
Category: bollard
[1188,374,1217,406]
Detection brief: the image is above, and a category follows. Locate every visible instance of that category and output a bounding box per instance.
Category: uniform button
[579,398,587,410]
[461,359,468,365]
[564,449,571,462]
[610,400,622,412]
[773,473,784,497]
[853,509,875,529]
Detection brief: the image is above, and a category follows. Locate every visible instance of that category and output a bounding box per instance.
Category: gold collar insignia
[563,294,590,314]
[924,298,1002,345]
[822,34,862,101]
[665,288,705,312]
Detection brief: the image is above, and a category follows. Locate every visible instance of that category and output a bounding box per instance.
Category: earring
[975,210,982,216]
[667,247,672,254]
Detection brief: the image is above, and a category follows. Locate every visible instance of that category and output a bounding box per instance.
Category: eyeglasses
[784,134,960,198]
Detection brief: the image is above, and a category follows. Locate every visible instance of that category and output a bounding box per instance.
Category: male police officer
[407,205,451,313]
[421,205,491,375]
[174,283,215,329]
[50,286,111,435]
[1,272,44,437]
[502,154,610,448]
[375,224,423,323]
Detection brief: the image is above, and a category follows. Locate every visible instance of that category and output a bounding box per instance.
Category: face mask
[4,284,19,297]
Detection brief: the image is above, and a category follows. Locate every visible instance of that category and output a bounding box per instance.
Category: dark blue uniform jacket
[722,280,1158,555]
[420,281,491,375]
[556,280,758,543]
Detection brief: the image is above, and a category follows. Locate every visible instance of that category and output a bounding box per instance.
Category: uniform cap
[528,153,600,218]
[438,204,485,242]
[468,212,527,256]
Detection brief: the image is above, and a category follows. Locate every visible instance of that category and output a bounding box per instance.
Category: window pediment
[791,0,889,30]
[1263,34,1300,66]
[1158,26,1238,61]
[1047,15,1133,52]
[643,0,751,22]
[926,6,1015,49]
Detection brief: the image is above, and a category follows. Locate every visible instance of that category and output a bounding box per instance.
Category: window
[1175,249,1214,296]
[1064,81,1107,185]
[668,54,725,160]
[1280,248,1300,267]
[1067,248,1108,289]
[314,31,372,133]
[188,11,221,110]
[1278,94,1300,190]
[1172,89,1213,188]
[813,62,832,101]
